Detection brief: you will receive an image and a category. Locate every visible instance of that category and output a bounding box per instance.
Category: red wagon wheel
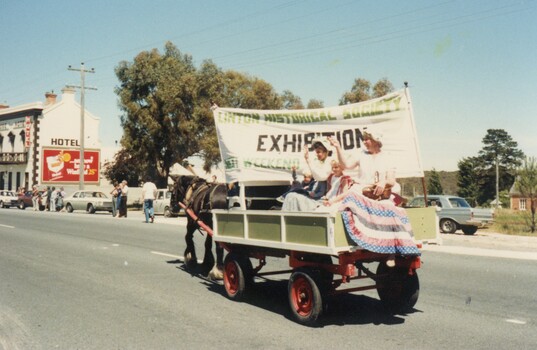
[288,269,322,325]
[223,253,252,301]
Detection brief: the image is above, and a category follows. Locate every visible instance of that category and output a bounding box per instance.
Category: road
[1,209,536,349]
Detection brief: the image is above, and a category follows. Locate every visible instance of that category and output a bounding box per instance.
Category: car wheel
[440,219,457,233]
[0,200,3,208]
[18,201,25,210]
[87,204,96,214]
[66,204,74,213]
[164,206,172,217]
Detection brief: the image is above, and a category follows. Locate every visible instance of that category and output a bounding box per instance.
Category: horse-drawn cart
[174,87,437,325]
[212,208,430,325]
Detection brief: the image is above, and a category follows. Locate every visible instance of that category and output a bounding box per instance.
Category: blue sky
[1,0,536,171]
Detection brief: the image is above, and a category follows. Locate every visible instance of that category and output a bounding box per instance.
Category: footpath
[124,210,537,261]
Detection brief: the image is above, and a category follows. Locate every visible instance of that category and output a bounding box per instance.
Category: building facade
[0,87,101,191]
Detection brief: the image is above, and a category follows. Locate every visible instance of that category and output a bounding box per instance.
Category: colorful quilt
[339,192,421,256]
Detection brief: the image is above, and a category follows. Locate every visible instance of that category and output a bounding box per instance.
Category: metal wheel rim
[224,261,239,295]
[290,276,313,316]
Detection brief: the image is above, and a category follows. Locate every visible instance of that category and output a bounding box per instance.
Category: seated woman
[283,160,352,212]
[280,138,332,211]
[327,129,420,257]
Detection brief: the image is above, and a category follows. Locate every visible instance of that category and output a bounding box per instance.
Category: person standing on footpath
[45,186,52,211]
[31,186,39,211]
[118,180,129,218]
[141,178,157,223]
[110,181,119,217]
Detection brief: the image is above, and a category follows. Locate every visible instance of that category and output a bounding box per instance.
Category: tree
[478,129,525,207]
[112,43,289,181]
[427,168,444,195]
[281,90,304,109]
[306,99,324,109]
[339,77,394,105]
[516,157,537,233]
[102,149,144,187]
[457,157,482,206]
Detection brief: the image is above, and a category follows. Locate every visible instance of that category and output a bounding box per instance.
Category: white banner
[213,88,424,183]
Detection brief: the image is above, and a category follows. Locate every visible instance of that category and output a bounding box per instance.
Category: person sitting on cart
[276,167,316,202]
[280,138,332,211]
[325,129,420,257]
[282,159,351,212]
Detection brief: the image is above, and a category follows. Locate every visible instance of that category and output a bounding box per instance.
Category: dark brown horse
[170,175,228,278]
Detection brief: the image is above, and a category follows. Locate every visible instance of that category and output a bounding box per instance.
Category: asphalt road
[1,209,537,349]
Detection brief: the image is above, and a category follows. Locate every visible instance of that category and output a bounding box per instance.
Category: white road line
[151,251,182,260]
[505,319,527,325]
[0,224,15,229]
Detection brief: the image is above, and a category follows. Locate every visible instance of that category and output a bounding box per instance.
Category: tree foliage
[281,90,304,109]
[456,130,525,206]
[516,156,537,233]
[476,129,525,204]
[306,99,324,109]
[114,42,204,187]
[457,157,483,206]
[339,77,394,105]
[109,43,287,183]
[427,168,444,195]
[102,149,144,187]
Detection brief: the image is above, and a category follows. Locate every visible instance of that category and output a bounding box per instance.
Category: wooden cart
[212,207,435,325]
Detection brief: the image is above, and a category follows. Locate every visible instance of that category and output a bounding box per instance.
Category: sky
[1,0,536,171]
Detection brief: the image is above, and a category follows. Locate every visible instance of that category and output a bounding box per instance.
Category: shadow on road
[168,260,421,327]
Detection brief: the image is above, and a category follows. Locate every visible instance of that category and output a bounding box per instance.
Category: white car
[64,190,113,214]
[0,190,18,208]
[153,189,180,217]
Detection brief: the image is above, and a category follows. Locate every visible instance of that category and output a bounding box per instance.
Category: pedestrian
[141,177,157,223]
[56,187,66,212]
[110,181,119,217]
[31,186,39,211]
[50,186,56,211]
[46,186,52,211]
[116,180,128,218]
[121,180,129,217]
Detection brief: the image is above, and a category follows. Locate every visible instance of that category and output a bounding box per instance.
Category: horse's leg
[201,233,216,276]
[184,218,198,268]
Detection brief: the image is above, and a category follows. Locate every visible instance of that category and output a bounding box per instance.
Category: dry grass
[491,209,536,236]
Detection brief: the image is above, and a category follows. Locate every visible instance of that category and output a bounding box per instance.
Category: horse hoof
[184,253,198,269]
[208,266,224,280]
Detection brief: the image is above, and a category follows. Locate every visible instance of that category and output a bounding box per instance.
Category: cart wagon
[210,207,434,325]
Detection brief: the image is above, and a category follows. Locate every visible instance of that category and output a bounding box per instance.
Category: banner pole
[404,82,427,204]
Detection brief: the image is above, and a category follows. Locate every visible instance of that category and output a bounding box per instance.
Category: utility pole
[68,63,96,190]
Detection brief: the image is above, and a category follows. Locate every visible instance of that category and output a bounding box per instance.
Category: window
[520,198,527,211]
[7,132,15,152]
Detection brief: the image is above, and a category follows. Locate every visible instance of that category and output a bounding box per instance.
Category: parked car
[17,190,46,210]
[153,189,180,217]
[64,190,113,214]
[407,195,494,235]
[0,190,18,208]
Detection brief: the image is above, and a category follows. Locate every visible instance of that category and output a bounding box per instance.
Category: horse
[170,175,228,279]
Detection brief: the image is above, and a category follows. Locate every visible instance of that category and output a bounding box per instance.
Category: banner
[41,148,100,184]
[213,89,424,183]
